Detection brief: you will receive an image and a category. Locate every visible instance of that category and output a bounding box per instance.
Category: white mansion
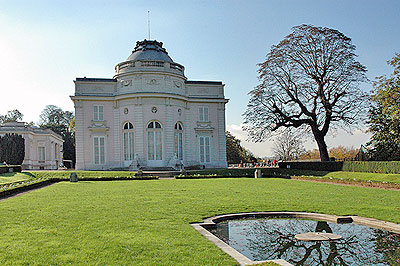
[0,122,63,170]
[71,40,228,170]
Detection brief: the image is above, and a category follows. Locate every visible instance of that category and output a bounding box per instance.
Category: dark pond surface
[211,218,400,265]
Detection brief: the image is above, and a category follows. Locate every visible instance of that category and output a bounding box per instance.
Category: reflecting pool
[211,218,400,265]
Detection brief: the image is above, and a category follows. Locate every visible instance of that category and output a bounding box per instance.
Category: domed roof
[126,39,173,62]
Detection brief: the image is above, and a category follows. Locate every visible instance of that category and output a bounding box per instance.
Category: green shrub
[28,171,155,180]
[177,168,302,178]
[0,133,25,165]
[0,165,22,174]
[278,161,343,171]
[179,168,255,178]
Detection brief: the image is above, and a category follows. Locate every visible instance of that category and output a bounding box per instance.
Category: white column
[74,100,85,170]
[217,102,227,167]
[184,104,192,162]
[113,102,121,167]
[165,98,174,164]
[134,98,145,162]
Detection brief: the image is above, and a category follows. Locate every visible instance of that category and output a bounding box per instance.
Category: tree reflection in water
[212,218,400,265]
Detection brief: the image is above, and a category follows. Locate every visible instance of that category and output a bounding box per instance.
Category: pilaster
[74,100,85,170]
[165,98,174,162]
[134,98,145,162]
[184,104,193,162]
[113,101,121,167]
[217,102,227,166]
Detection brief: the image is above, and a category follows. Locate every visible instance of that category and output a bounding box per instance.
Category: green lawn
[314,170,400,183]
[0,172,36,185]
[280,170,400,185]
[29,170,138,179]
[0,178,399,265]
[179,168,400,185]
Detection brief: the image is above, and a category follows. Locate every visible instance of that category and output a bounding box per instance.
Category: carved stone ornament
[124,108,129,114]
[151,106,158,113]
[178,108,182,115]
[148,79,158,85]
[173,80,182,88]
[123,80,132,86]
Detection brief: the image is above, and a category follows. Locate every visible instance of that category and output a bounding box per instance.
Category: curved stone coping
[191,211,400,266]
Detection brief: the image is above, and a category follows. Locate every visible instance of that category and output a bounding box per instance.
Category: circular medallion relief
[124,108,129,114]
[178,108,182,115]
[151,106,158,113]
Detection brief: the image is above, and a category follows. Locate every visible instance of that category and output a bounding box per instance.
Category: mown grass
[0,172,36,185]
[29,170,138,180]
[309,171,400,184]
[272,169,400,185]
[0,178,399,265]
[183,168,400,185]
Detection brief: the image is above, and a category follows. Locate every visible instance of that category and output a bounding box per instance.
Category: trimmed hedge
[278,161,400,174]
[176,168,295,179]
[28,171,156,181]
[0,165,22,174]
[278,162,343,171]
[181,168,255,178]
[342,161,400,174]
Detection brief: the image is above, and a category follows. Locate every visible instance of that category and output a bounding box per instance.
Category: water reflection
[212,218,400,265]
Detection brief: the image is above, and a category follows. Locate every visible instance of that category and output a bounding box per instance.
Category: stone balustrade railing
[115,60,185,75]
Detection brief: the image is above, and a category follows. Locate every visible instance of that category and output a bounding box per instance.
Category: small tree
[272,129,305,161]
[39,105,75,165]
[367,53,400,160]
[328,146,359,161]
[0,109,23,124]
[299,149,321,160]
[244,24,368,161]
[226,131,257,164]
[0,133,25,165]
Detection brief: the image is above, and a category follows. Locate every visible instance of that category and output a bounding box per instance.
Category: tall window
[199,136,210,163]
[123,122,134,160]
[199,106,209,122]
[38,147,45,161]
[174,122,183,160]
[93,105,104,121]
[147,121,162,160]
[93,136,105,164]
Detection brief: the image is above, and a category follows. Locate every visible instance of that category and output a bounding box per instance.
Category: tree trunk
[312,128,330,161]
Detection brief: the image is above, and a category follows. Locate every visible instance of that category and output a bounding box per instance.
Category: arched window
[123,122,134,160]
[147,121,162,160]
[174,122,183,160]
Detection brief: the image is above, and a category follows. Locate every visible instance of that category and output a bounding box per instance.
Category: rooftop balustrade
[115,60,185,75]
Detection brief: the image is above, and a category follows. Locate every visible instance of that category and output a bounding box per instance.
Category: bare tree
[243,24,368,161]
[272,129,305,161]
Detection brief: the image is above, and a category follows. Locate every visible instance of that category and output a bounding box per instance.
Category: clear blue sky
[1,0,399,156]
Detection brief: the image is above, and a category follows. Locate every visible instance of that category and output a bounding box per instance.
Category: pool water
[211,218,400,265]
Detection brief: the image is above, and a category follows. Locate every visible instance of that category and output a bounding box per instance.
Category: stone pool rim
[191,211,400,266]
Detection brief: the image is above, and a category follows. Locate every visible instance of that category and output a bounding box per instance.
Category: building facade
[0,122,64,170]
[71,40,228,170]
